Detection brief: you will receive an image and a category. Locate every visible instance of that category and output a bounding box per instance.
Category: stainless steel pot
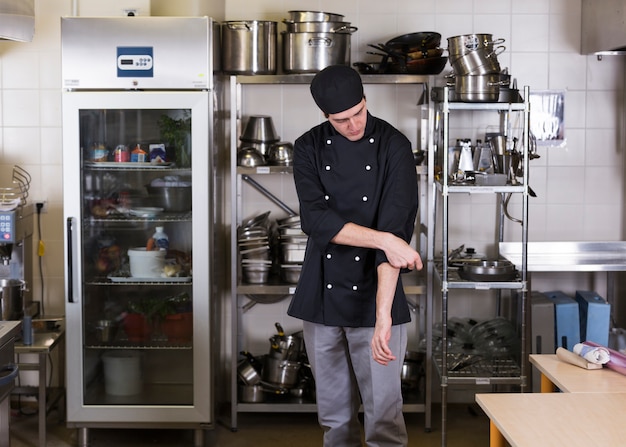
[286,10,345,22]
[222,21,277,75]
[447,34,505,58]
[0,279,25,320]
[453,73,507,103]
[449,46,504,76]
[401,351,424,389]
[283,20,357,34]
[263,357,301,387]
[237,358,262,385]
[282,31,352,74]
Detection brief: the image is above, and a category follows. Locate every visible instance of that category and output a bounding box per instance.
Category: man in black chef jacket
[288,65,423,447]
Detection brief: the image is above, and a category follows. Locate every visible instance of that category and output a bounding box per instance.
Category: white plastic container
[102,350,142,396]
[128,247,166,278]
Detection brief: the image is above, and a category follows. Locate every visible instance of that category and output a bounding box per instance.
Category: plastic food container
[128,248,166,278]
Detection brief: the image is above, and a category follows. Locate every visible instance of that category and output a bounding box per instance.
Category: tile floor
[9,402,489,446]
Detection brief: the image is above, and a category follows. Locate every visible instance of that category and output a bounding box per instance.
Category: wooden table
[476,392,626,447]
[529,353,626,393]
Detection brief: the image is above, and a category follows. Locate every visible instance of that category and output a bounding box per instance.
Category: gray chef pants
[303,321,408,447]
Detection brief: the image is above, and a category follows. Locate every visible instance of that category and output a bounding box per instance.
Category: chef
[287,64,423,447]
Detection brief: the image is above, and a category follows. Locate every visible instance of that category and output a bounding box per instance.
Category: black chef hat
[310,65,364,115]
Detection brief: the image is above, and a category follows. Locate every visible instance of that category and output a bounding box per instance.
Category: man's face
[327,98,367,142]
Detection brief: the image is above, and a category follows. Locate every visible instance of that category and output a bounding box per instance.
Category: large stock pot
[222,20,277,74]
[282,31,352,74]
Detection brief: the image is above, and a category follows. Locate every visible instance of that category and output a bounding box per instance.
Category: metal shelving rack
[432,86,531,446]
[228,74,435,432]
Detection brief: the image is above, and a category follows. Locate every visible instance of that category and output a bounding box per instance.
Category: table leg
[540,372,555,393]
[38,352,46,447]
[0,397,9,447]
[489,420,506,447]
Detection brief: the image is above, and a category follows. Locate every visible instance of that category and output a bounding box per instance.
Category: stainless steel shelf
[229,73,433,430]
[234,73,432,85]
[500,241,626,272]
[434,264,525,290]
[436,182,526,194]
[433,353,522,385]
[237,166,293,175]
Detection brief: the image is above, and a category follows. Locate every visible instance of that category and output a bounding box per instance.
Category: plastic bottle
[152,226,169,250]
[22,315,33,345]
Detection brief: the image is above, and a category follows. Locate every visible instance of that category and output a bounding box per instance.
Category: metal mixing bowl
[237,147,266,167]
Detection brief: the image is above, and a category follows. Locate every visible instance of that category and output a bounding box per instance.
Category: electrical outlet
[35,200,48,213]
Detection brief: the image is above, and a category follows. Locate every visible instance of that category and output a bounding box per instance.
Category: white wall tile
[544,204,584,240]
[562,90,586,128]
[549,53,587,90]
[475,0,512,14]
[549,8,582,53]
[40,89,62,128]
[546,164,586,204]
[584,166,623,206]
[2,127,41,165]
[436,0,473,15]
[586,56,625,91]
[512,53,550,90]
[585,128,623,166]
[583,204,622,240]
[2,90,40,126]
[511,14,550,52]
[546,128,584,166]
[1,52,40,89]
[512,0,549,14]
[586,90,621,128]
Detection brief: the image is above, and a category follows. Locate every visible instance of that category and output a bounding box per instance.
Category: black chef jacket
[287,111,418,327]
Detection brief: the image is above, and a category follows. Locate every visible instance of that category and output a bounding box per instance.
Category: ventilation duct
[0,0,34,42]
[582,0,626,56]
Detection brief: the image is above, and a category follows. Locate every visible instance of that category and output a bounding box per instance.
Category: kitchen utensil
[262,356,301,387]
[453,73,506,102]
[237,147,266,167]
[240,115,280,143]
[145,185,192,212]
[447,34,505,58]
[385,31,441,52]
[286,10,345,22]
[0,279,25,320]
[448,46,504,76]
[458,259,517,282]
[237,354,261,385]
[282,20,357,34]
[95,319,116,343]
[221,21,277,75]
[282,31,353,74]
[266,142,294,166]
[401,351,425,389]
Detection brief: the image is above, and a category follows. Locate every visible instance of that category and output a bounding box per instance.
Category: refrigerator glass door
[63,91,211,423]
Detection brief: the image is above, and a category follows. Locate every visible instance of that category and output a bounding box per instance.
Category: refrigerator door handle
[66,217,76,303]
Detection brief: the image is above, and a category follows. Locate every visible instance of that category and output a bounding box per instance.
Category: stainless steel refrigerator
[61,17,218,446]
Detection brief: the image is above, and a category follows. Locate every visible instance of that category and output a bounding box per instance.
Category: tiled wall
[0,0,625,401]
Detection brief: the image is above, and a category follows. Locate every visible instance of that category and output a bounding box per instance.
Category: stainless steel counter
[499,241,626,272]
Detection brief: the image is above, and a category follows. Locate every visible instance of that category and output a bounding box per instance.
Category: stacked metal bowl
[277,215,306,283]
[238,115,280,163]
[447,33,507,102]
[239,211,273,284]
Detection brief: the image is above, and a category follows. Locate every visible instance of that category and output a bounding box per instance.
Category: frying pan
[385,32,441,52]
